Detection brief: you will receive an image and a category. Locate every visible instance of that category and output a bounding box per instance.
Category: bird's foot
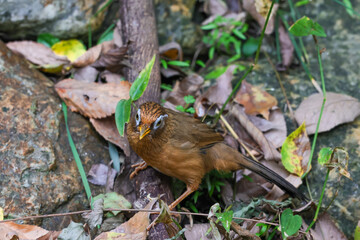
[129,161,148,179]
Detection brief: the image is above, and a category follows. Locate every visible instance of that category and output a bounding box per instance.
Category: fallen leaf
[195,65,237,117]
[73,66,99,83]
[184,224,213,240]
[72,41,115,68]
[100,71,124,83]
[281,122,310,177]
[242,0,278,34]
[58,221,90,240]
[55,79,131,118]
[52,39,86,62]
[235,80,278,120]
[278,23,294,68]
[166,74,204,107]
[295,92,360,135]
[95,198,157,240]
[159,42,183,61]
[90,116,130,156]
[0,222,49,240]
[88,163,117,186]
[6,41,69,72]
[82,198,104,229]
[93,192,131,217]
[248,108,287,148]
[91,46,128,73]
[203,0,228,16]
[231,105,281,160]
[306,212,347,240]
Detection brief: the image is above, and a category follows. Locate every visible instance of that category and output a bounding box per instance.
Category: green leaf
[295,0,310,7]
[175,105,186,112]
[227,54,241,63]
[209,46,215,60]
[354,222,360,240]
[318,147,333,165]
[243,37,260,56]
[37,33,60,48]
[343,0,354,16]
[280,209,302,238]
[160,59,168,69]
[216,211,233,232]
[196,60,206,68]
[97,24,115,45]
[108,142,121,172]
[289,16,327,37]
[167,60,190,67]
[185,107,195,114]
[52,39,87,62]
[93,192,132,216]
[281,122,310,176]
[232,28,246,40]
[201,23,218,30]
[256,223,269,237]
[58,221,90,240]
[129,54,156,100]
[184,95,195,104]
[205,65,229,80]
[160,83,172,91]
[115,99,132,136]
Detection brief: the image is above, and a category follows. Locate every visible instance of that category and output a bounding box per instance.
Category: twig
[219,113,258,162]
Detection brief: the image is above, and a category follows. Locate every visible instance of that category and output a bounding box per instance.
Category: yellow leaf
[52,39,86,62]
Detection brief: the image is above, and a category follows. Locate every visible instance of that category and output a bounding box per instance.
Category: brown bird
[127,102,306,210]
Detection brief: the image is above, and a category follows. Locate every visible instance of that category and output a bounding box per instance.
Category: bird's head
[133,102,168,140]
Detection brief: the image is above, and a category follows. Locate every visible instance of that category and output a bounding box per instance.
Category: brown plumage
[127,102,306,209]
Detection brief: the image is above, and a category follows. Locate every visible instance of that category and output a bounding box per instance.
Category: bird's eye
[135,109,141,126]
[153,114,168,130]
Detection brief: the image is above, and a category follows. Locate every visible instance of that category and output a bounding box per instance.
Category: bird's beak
[139,125,151,140]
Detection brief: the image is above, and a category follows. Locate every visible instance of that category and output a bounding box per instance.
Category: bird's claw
[129,161,148,179]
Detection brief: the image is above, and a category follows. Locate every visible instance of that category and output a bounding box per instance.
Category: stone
[0,40,108,229]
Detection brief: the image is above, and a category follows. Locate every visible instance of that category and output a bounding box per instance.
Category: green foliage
[37,33,60,48]
[97,23,115,44]
[205,65,229,80]
[167,60,190,67]
[280,209,302,239]
[256,223,270,237]
[184,95,195,104]
[215,210,234,232]
[289,16,326,37]
[243,37,261,56]
[318,147,333,165]
[342,0,355,16]
[176,95,196,114]
[196,60,206,67]
[115,55,156,136]
[295,0,310,7]
[201,15,248,59]
[129,55,156,101]
[160,83,173,91]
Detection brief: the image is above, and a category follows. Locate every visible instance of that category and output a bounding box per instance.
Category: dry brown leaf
[55,79,131,118]
[88,163,117,186]
[203,0,228,16]
[242,0,278,34]
[73,66,100,83]
[231,105,281,160]
[0,222,49,240]
[166,74,204,107]
[91,46,128,73]
[295,92,360,135]
[159,42,183,61]
[90,116,130,156]
[305,212,347,240]
[235,80,278,120]
[72,41,115,68]
[94,198,157,240]
[100,71,124,83]
[195,65,237,117]
[278,23,294,68]
[6,40,69,68]
[184,224,213,240]
[248,108,287,148]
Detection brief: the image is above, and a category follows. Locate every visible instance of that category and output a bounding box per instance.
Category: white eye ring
[135,109,141,126]
[153,114,168,130]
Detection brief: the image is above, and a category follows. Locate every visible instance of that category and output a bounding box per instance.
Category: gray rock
[0,0,118,40]
[0,40,107,229]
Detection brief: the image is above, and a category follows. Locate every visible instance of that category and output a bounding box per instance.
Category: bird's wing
[166,109,223,149]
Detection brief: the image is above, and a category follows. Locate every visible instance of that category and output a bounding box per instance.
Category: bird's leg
[129,161,148,179]
[168,185,197,210]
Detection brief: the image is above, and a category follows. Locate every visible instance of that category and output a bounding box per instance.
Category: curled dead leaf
[92,46,128,73]
[159,42,183,61]
[55,79,131,118]
[72,41,115,68]
[6,40,69,70]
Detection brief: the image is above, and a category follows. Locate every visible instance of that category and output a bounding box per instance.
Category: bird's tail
[208,143,308,201]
